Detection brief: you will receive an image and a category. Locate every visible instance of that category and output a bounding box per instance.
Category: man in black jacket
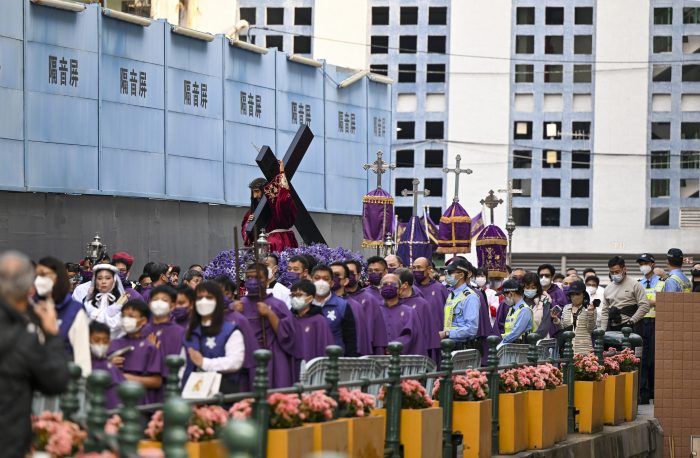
[0,251,70,458]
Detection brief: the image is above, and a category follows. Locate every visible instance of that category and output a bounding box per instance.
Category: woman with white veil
[83,264,127,337]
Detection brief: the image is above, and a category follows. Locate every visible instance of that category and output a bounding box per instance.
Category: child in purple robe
[182,281,246,394]
[377,274,418,354]
[290,280,335,375]
[172,285,194,328]
[345,260,389,355]
[89,322,125,409]
[107,299,163,405]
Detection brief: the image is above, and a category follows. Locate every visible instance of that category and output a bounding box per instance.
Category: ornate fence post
[162,397,191,458]
[384,341,403,458]
[562,330,576,434]
[252,349,271,458]
[593,329,605,361]
[527,333,539,364]
[440,339,456,458]
[222,419,258,458]
[117,381,145,458]
[325,344,342,418]
[84,369,112,453]
[486,335,501,456]
[165,355,185,400]
[60,362,82,421]
[621,326,632,350]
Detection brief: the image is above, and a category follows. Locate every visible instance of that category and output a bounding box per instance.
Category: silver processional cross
[363,150,396,189]
[401,178,430,217]
[443,154,472,203]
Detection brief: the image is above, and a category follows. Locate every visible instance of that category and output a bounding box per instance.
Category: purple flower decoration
[204,249,255,283]
[277,244,367,280]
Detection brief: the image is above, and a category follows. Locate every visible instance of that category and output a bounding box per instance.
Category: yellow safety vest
[642,279,664,319]
[502,304,535,340]
[668,274,692,293]
[443,289,473,331]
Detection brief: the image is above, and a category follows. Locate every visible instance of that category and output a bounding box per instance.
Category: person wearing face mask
[81,264,127,338]
[385,254,403,274]
[521,272,552,339]
[142,263,170,303]
[344,259,388,355]
[72,253,143,305]
[552,273,565,290]
[395,268,433,358]
[279,255,310,289]
[552,281,596,355]
[363,256,389,301]
[265,254,291,309]
[663,248,692,293]
[219,282,259,393]
[330,262,372,356]
[172,286,195,327]
[182,282,246,394]
[604,256,649,332]
[107,299,163,403]
[36,257,92,376]
[65,262,81,292]
[412,257,449,361]
[584,275,609,330]
[180,269,204,290]
[289,280,335,373]
[536,264,568,339]
[473,268,501,328]
[635,253,663,405]
[378,273,418,354]
[500,280,534,348]
[440,259,482,351]
[88,321,125,409]
[310,265,358,357]
[692,263,700,293]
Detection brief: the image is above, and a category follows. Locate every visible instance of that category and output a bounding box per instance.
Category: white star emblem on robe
[432,291,436,296]
[305,326,311,333]
[205,337,217,349]
[400,311,405,317]
[327,310,337,321]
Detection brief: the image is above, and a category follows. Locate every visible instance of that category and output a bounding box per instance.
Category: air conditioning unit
[680,208,700,228]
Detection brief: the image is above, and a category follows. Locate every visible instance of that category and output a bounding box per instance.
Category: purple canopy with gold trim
[396,216,433,267]
[436,202,472,254]
[362,187,394,247]
[476,224,508,279]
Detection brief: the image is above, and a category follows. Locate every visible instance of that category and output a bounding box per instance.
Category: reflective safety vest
[503,304,535,340]
[668,274,692,293]
[444,288,473,331]
[643,279,664,319]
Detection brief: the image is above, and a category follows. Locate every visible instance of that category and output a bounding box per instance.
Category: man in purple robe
[330,262,373,356]
[345,260,388,355]
[289,280,335,375]
[377,273,418,354]
[362,256,388,303]
[89,322,125,409]
[234,263,296,387]
[395,268,433,357]
[223,306,259,392]
[412,257,449,362]
[386,255,424,297]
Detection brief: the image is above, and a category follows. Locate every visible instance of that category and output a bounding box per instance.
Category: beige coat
[558,304,596,355]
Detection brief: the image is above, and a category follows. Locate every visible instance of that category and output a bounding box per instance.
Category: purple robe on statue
[343,295,373,356]
[239,294,296,388]
[397,293,434,357]
[224,308,260,392]
[292,308,335,376]
[379,302,418,355]
[91,357,126,409]
[108,334,163,404]
[348,288,388,354]
[416,280,449,362]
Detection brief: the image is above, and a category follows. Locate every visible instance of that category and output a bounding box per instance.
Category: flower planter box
[554,385,568,442]
[266,425,315,458]
[139,440,225,458]
[604,374,626,425]
[574,380,604,433]
[435,400,491,458]
[498,392,527,454]
[304,420,348,454]
[342,415,385,458]
[373,407,443,458]
[623,370,639,422]
[525,389,558,449]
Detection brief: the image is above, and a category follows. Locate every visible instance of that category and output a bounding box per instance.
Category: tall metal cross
[442,154,472,203]
[363,150,396,189]
[498,179,523,222]
[480,190,503,225]
[401,178,430,217]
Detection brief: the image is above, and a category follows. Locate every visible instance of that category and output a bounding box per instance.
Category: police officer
[636,253,662,404]
[439,259,480,351]
[663,248,692,293]
[500,279,534,348]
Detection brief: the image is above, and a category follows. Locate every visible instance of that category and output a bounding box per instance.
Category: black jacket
[0,300,70,458]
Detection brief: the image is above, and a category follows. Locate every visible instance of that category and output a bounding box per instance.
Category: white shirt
[72,281,91,304]
[68,309,92,376]
[201,330,245,373]
[268,282,291,309]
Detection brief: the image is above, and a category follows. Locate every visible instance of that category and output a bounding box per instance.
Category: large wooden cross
[246,125,326,245]
[401,178,430,217]
[363,150,395,189]
[442,154,472,203]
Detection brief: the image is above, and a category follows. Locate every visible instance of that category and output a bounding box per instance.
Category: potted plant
[573,353,606,433]
[603,354,625,425]
[522,363,564,449]
[31,411,87,458]
[337,388,383,458]
[497,367,529,454]
[298,390,347,454]
[432,369,491,458]
[615,347,640,421]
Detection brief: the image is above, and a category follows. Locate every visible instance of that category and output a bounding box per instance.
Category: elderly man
[0,251,70,458]
[412,257,448,362]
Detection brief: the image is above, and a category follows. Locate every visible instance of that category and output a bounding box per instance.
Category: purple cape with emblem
[476,224,508,279]
[362,187,394,247]
[416,280,449,363]
[437,202,472,254]
[396,216,433,267]
[398,293,436,357]
[292,310,335,378]
[379,302,418,354]
[348,288,388,355]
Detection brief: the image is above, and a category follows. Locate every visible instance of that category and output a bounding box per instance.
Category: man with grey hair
[0,250,70,458]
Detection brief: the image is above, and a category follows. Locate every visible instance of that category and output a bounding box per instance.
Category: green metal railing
[57,327,636,458]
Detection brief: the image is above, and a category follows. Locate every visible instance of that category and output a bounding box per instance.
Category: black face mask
[691,269,700,278]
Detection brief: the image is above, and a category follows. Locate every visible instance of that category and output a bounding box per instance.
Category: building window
[294,7,312,26]
[397,121,415,139]
[573,64,592,83]
[682,64,700,82]
[400,7,418,25]
[425,149,444,168]
[654,7,673,25]
[653,36,673,53]
[543,121,562,139]
[395,206,412,223]
[651,151,671,168]
[651,179,670,197]
[372,6,389,25]
[266,35,283,51]
[428,207,443,224]
[370,64,388,76]
[513,150,532,168]
[681,122,700,139]
[293,35,311,53]
[513,208,531,226]
[571,208,589,226]
[429,7,447,25]
[650,208,670,226]
[426,64,445,83]
[541,208,560,226]
[574,35,593,54]
[395,178,414,195]
[371,36,389,54]
[516,7,535,25]
[575,7,593,25]
[543,150,561,168]
[515,64,534,83]
[427,36,447,53]
[545,65,563,83]
[681,178,700,198]
[546,7,564,25]
[266,7,284,25]
[572,151,590,169]
[426,121,444,139]
[396,149,414,168]
[571,179,590,198]
[542,179,561,197]
[425,178,443,197]
[239,7,256,25]
[572,121,591,140]
[653,65,672,82]
[399,36,417,53]
[681,151,700,168]
[399,64,417,83]
[651,122,671,139]
[516,35,535,54]
[545,36,564,54]
[512,178,531,197]
[514,121,533,139]
[684,7,700,24]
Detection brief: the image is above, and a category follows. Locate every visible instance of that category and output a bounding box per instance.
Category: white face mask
[195,298,217,316]
[34,276,55,297]
[291,295,310,311]
[314,280,331,297]
[586,286,597,296]
[475,276,487,287]
[149,299,171,318]
[90,343,109,359]
[639,265,652,275]
[121,316,140,334]
[268,267,275,279]
[540,276,551,287]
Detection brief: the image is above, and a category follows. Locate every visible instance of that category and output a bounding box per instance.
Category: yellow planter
[603,374,626,425]
[373,407,443,458]
[623,370,639,422]
[304,420,348,454]
[553,385,569,442]
[435,400,491,458]
[574,380,604,433]
[498,392,527,454]
[138,440,225,458]
[525,389,558,449]
[266,425,315,458]
[342,415,386,458]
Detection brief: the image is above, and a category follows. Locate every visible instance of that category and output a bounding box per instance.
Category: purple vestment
[348,288,388,354]
[142,320,185,376]
[108,334,163,404]
[91,357,126,409]
[224,308,259,392]
[362,187,395,248]
[343,295,373,356]
[416,280,449,362]
[378,302,418,355]
[292,309,335,376]
[398,293,434,357]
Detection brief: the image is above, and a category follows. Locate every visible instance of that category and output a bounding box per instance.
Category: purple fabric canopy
[476,224,508,279]
[396,216,433,267]
[436,202,472,254]
[362,187,394,247]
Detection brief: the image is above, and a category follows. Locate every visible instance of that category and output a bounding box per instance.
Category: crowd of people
[0,245,698,456]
